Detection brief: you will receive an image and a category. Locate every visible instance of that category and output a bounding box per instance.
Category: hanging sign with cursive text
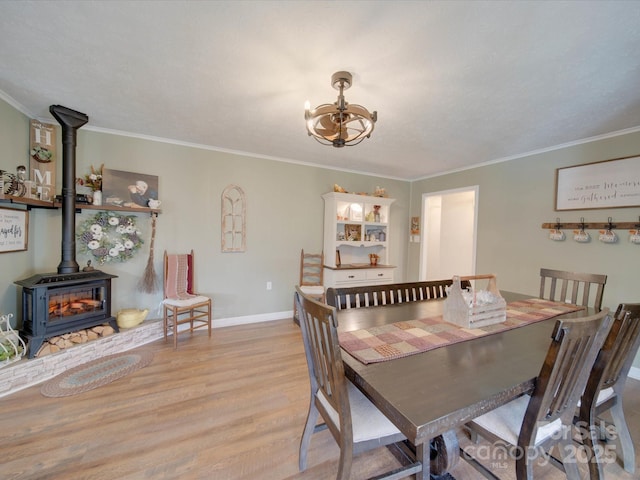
[555,155,640,211]
[0,208,29,253]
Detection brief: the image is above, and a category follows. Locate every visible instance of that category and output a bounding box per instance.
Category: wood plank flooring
[1,319,638,479]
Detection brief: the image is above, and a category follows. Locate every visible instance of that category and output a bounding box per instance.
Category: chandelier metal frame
[304,71,377,148]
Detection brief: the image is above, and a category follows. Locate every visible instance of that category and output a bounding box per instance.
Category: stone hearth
[0,318,164,398]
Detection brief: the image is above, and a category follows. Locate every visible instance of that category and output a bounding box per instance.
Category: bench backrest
[326,279,471,310]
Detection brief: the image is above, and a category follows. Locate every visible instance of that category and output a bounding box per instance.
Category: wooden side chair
[294,287,421,480]
[299,249,325,301]
[294,249,325,322]
[539,268,607,312]
[163,250,212,349]
[578,303,640,479]
[462,309,612,480]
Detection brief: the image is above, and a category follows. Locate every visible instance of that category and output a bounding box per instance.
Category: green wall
[0,98,410,325]
[409,132,640,368]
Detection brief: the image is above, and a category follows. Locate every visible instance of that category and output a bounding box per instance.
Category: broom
[138,214,159,293]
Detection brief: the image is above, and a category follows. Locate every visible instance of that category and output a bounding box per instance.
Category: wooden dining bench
[326,278,472,310]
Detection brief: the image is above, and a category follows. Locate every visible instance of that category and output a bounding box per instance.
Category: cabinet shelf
[325,264,396,270]
[337,241,387,247]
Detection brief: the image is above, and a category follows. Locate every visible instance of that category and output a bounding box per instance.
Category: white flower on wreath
[115,241,125,251]
[124,240,134,249]
[125,225,135,234]
[92,231,104,240]
[116,225,126,234]
[108,216,119,226]
[90,224,102,234]
[109,247,120,257]
[88,240,100,250]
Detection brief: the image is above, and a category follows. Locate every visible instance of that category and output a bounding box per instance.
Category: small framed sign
[555,155,640,211]
[0,208,29,253]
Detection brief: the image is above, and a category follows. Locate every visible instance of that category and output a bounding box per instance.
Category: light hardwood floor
[1,319,638,479]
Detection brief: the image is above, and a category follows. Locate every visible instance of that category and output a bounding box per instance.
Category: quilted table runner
[338,298,584,364]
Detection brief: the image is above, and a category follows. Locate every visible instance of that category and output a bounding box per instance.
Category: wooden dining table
[337,291,596,479]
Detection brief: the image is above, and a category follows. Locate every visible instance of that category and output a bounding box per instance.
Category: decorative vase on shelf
[92,190,102,206]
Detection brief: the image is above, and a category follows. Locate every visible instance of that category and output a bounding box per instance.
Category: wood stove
[16,271,117,358]
[15,105,119,358]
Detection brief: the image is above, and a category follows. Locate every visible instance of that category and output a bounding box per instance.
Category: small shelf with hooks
[541,217,640,230]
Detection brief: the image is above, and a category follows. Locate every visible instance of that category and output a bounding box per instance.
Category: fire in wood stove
[49,287,105,319]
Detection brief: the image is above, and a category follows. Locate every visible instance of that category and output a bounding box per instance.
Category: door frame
[419,185,479,281]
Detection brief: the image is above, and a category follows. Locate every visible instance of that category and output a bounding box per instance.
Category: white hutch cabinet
[322,192,396,288]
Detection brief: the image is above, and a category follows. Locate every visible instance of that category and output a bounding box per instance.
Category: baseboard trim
[209,310,292,329]
[629,366,640,381]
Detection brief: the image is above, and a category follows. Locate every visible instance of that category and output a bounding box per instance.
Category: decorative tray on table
[443,274,507,328]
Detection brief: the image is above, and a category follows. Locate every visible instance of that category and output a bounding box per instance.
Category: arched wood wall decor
[221,185,246,252]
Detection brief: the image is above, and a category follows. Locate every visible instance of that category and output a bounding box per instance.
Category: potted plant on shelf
[76,164,103,205]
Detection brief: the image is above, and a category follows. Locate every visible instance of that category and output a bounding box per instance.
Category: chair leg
[299,400,320,471]
[582,406,605,480]
[336,440,353,480]
[163,306,168,342]
[609,401,635,474]
[173,307,178,349]
[515,443,537,480]
[557,435,581,480]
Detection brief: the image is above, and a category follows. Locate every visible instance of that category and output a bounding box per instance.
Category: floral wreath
[76,211,143,264]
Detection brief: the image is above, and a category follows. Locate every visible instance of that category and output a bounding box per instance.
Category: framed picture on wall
[555,155,640,210]
[102,168,159,208]
[411,216,420,234]
[0,207,29,253]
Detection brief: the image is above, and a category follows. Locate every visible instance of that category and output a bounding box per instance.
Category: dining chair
[162,250,212,349]
[294,250,325,322]
[577,303,640,479]
[462,308,612,480]
[294,287,421,480]
[539,268,607,312]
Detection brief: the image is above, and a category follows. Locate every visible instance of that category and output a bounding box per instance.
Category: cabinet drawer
[366,269,393,282]
[334,270,368,283]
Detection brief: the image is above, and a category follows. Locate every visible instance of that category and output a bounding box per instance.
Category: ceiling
[1,1,640,180]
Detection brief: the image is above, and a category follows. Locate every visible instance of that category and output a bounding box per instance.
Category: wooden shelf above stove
[0,194,161,214]
[0,194,57,209]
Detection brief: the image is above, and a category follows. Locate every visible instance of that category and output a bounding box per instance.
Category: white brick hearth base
[0,309,293,399]
[0,318,164,398]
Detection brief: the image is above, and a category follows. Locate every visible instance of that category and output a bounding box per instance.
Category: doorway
[419,186,478,281]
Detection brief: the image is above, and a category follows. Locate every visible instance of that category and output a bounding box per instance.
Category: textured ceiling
[1,1,640,180]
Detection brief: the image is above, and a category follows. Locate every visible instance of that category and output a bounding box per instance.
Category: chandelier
[304,71,377,148]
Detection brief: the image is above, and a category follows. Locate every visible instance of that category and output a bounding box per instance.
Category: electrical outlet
[266,281,272,291]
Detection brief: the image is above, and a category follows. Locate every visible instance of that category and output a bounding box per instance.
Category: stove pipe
[49,105,89,274]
